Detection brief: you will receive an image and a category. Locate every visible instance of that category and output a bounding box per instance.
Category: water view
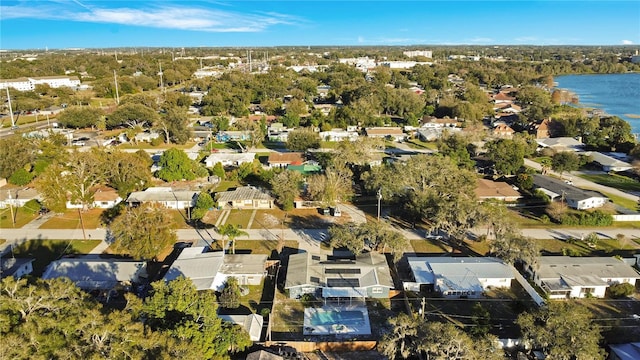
[555,73,640,135]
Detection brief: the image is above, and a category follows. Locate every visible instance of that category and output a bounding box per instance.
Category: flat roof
[408,257,514,285]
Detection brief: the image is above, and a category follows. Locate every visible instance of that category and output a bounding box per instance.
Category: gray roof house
[42,259,148,290]
[405,257,515,298]
[126,187,198,209]
[1,257,35,279]
[609,343,640,360]
[536,137,584,152]
[0,187,40,209]
[583,151,633,172]
[532,175,608,210]
[525,256,640,299]
[215,186,274,209]
[285,252,393,299]
[163,246,267,291]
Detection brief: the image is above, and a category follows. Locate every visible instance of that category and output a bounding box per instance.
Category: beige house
[216,186,274,209]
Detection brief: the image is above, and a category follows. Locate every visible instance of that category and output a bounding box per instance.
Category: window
[372,287,383,294]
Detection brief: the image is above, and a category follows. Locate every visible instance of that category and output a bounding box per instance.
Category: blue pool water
[308,310,365,326]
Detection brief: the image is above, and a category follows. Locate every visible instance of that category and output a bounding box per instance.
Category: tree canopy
[156,148,208,182]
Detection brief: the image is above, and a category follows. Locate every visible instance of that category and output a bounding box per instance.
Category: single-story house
[0,187,40,209]
[416,127,461,141]
[285,252,394,299]
[405,257,515,298]
[1,257,35,279]
[526,256,640,299]
[218,314,264,341]
[246,350,284,360]
[364,127,405,142]
[319,129,360,142]
[532,175,608,210]
[609,343,640,360]
[267,152,304,169]
[66,186,122,209]
[42,259,148,290]
[536,137,584,152]
[204,152,255,168]
[420,116,460,129]
[583,151,633,172]
[134,131,161,143]
[215,186,274,209]
[126,187,198,209]
[216,131,252,142]
[475,178,522,202]
[163,247,267,291]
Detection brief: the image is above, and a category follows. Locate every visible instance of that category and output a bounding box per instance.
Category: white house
[583,151,633,172]
[0,187,40,209]
[1,258,35,279]
[526,256,640,299]
[532,175,608,210]
[403,50,433,58]
[319,128,360,142]
[204,152,255,168]
[66,186,122,209]
[126,187,198,209]
[405,257,515,298]
[42,259,148,290]
[163,247,267,291]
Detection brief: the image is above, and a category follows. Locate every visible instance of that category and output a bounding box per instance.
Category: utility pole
[6,87,15,128]
[7,190,15,227]
[421,297,426,319]
[159,62,165,94]
[78,208,87,240]
[377,188,382,221]
[113,70,120,105]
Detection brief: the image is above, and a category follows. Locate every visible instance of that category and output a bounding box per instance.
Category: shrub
[9,168,34,186]
[150,137,163,146]
[608,283,635,299]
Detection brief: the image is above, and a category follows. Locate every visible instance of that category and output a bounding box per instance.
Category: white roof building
[218,314,264,341]
[0,76,81,91]
[527,256,640,299]
[204,152,255,168]
[406,257,515,298]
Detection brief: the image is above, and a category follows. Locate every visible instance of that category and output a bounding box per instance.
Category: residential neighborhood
[2,38,640,360]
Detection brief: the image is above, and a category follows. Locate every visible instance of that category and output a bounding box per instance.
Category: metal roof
[163,250,224,290]
[216,186,273,202]
[408,257,514,285]
[534,256,640,282]
[532,175,606,202]
[126,188,198,203]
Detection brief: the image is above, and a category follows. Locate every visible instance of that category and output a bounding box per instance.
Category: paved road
[523,158,639,203]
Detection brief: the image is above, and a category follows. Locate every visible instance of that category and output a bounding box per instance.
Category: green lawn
[9,239,101,276]
[233,240,298,257]
[223,209,253,228]
[410,239,450,253]
[214,180,241,192]
[0,207,38,229]
[39,209,105,229]
[404,139,438,150]
[578,173,640,192]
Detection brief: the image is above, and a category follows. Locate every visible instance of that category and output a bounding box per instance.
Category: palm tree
[218,224,249,254]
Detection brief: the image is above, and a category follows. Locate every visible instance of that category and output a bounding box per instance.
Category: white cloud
[622,40,633,45]
[0,1,298,32]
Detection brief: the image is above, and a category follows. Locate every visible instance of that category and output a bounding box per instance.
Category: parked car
[331,206,341,217]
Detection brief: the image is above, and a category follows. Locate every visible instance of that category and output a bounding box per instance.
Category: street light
[377,188,382,221]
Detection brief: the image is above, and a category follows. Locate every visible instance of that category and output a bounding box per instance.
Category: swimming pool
[308,310,365,326]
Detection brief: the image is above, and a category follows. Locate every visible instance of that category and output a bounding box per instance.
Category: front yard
[0,206,38,228]
[8,239,101,276]
[39,209,105,229]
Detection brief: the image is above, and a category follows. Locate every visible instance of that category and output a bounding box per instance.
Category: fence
[612,214,640,222]
[264,340,377,353]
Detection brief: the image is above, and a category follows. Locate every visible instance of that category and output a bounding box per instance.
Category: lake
[555,73,640,135]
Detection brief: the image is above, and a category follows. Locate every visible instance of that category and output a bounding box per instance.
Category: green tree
[155,105,192,144]
[156,148,207,181]
[437,132,475,169]
[551,151,580,178]
[192,191,214,220]
[218,224,249,254]
[8,167,34,186]
[469,303,491,338]
[306,166,353,206]
[608,282,635,298]
[56,106,103,128]
[486,138,525,176]
[378,313,422,360]
[212,162,226,179]
[128,277,251,358]
[270,170,304,210]
[0,135,37,179]
[106,103,159,129]
[286,128,321,151]
[219,277,241,309]
[516,302,604,359]
[103,150,152,197]
[110,203,177,260]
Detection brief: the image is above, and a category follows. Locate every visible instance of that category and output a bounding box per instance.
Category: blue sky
[1,1,639,49]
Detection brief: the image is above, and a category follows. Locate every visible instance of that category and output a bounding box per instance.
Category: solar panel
[327,278,360,287]
[325,268,361,275]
